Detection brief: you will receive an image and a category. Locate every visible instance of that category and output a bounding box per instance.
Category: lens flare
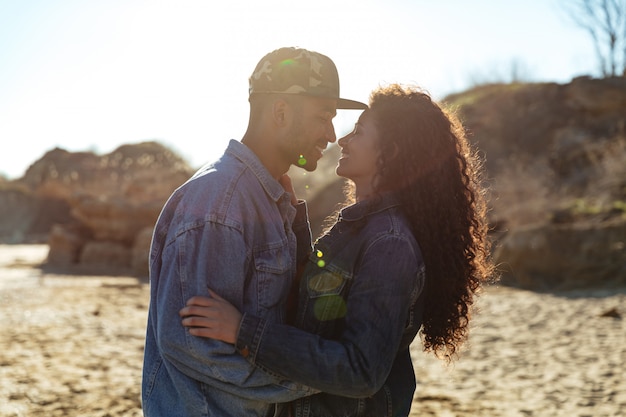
[279,58,296,68]
[308,271,342,292]
[298,155,307,166]
[313,295,347,321]
[315,250,324,267]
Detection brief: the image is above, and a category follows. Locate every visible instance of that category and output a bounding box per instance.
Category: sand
[1,244,624,417]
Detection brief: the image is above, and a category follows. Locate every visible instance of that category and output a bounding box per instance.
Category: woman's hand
[279,174,298,205]
[179,289,242,344]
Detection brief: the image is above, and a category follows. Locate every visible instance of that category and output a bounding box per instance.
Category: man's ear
[272,98,288,126]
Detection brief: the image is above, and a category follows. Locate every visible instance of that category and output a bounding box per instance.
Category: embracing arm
[182,235,422,397]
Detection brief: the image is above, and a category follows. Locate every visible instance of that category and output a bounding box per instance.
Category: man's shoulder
[175,155,268,217]
[190,154,245,185]
[185,154,265,197]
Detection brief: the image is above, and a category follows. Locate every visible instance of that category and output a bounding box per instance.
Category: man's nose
[326,122,337,143]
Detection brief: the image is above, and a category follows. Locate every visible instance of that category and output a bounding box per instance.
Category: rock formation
[444,76,626,289]
[2,142,194,277]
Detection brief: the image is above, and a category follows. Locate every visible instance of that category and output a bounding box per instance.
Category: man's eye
[320,112,335,123]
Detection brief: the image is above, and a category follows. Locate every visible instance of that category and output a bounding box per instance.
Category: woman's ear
[389,142,400,161]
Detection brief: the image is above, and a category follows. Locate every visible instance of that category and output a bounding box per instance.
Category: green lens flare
[298,155,307,166]
[313,295,347,321]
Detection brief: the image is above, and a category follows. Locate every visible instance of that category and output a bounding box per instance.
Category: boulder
[69,195,161,243]
[132,227,154,278]
[80,240,132,272]
[46,224,87,267]
[35,141,194,276]
[495,219,626,290]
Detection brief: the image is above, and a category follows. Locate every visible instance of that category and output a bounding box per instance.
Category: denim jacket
[236,193,426,417]
[142,140,316,417]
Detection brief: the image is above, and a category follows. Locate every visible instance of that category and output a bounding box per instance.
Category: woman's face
[336,110,381,190]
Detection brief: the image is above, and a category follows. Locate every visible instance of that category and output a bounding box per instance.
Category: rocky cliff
[446,76,626,289]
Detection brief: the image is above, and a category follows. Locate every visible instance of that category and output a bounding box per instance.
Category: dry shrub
[555,136,626,220]
[588,137,626,204]
[491,132,626,229]
[490,156,558,228]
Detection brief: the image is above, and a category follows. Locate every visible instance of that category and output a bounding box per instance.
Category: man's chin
[294,158,318,172]
[299,162,317,172]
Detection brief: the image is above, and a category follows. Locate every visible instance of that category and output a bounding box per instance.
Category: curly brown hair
[367,84,496,361]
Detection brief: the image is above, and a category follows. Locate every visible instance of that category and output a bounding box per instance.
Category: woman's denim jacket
[237,193,426,417]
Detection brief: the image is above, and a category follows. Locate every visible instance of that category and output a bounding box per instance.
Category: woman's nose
[337,132,351,147]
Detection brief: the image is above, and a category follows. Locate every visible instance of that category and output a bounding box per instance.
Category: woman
[180,84,496,416]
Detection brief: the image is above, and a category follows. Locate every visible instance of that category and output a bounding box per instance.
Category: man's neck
[241,136,288,180]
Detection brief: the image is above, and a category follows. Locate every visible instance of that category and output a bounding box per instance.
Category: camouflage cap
[249,47,367,110]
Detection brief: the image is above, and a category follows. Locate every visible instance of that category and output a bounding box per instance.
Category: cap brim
[337,98,368,110]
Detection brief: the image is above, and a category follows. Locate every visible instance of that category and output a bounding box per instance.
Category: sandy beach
[1,244,624,417]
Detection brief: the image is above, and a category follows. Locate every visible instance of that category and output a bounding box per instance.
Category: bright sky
[0,0,595,180]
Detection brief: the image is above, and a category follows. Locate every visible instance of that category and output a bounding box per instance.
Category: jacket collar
[226,140,285,203]
[339,192,401,222]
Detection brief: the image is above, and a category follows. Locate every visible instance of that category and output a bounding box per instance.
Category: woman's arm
[181,234,423,398]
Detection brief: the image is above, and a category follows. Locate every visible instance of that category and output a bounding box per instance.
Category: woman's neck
[354,182,375,202]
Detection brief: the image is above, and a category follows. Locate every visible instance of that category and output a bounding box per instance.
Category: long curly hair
[367,84,496,361]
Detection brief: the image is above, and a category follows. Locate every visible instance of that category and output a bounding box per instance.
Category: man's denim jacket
[236,193,426,417]
[142,140,315,417]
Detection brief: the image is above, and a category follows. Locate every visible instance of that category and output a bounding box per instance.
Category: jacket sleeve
[235,234,423,397]
[154,221,317,402]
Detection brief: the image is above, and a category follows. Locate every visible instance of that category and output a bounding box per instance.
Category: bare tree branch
[562,0,626,77]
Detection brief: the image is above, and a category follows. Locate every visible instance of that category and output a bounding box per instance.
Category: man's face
[281,96,337,172]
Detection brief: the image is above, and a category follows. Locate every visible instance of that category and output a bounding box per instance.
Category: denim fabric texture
[142,140,315,417]
[236,193,426,417]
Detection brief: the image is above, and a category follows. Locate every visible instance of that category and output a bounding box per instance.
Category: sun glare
[0,0,597,179]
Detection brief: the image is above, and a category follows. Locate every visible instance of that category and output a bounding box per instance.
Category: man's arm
[154,221,316,402]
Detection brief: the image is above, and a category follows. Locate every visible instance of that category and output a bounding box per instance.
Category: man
[142,47,366,417]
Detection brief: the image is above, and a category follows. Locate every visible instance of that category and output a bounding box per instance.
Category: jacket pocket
[304,261,352,322]
[253,242,292,312]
